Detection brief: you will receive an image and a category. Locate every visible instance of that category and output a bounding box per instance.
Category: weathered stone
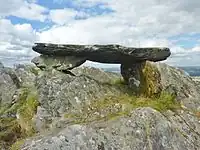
[32,43,171,63]
[121,61,162,97]
[21,108,200,150]
[14,64,40,86]
[1,62,200,149]
[121,61,200,110]
[0,67,19,106]
[71,66,122,84]
[31,55,86,71]
[33,67,123,131]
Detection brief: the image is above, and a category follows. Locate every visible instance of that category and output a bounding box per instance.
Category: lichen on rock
[121,61,162,97]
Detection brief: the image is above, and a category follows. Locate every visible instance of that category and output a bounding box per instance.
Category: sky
[0,0,200,67]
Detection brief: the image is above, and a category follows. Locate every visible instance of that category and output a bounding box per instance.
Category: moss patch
[10,139,25,150]
[0,118,21,148]
[0,86,39,149]
[17,88,39,136]
[121,61,162,97]
[139,61,162,97]
[64,92,180,124]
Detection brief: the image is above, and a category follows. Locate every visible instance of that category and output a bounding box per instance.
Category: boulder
[33,67,124,132]
[14,64,40,86]
[121,61,200,110]
[1,62,200,150]
[0,64,21,107]
[20,108,200,150]
[121,61,162,97]
[32,43,171,63]
[31,55,86,71]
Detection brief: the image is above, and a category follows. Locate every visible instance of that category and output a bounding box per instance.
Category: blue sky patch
[6,16,53,31]
[169,33,200,49]
[7,0,114,30]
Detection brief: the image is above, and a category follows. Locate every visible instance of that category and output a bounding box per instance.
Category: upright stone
[121,61,162,97]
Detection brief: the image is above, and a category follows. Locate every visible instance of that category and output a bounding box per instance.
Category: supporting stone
[31,55,86,71]
[121,61,162,97]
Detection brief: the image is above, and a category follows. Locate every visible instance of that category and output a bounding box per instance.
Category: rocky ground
[0,61,200,150]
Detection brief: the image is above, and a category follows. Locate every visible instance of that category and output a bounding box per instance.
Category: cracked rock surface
[32,43,171,63]
[0,61,200,150]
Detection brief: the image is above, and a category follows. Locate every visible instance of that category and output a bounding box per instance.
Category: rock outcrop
[0,43,200,150]
[121,61,200,110]
[21,108,200,150]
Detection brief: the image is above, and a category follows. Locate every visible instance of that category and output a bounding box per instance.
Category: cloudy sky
[0,0,200,67]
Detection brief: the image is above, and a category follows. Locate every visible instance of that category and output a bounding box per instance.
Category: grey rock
[31,55,86,71]
[33,67,123,131]
[32,43,171,63]
[155,63,200,110]
[0,67,18,106]
[121,61,162,96]
[1,62,200,150]
[121,61,200,110]
[71,66,122,84]
[14,64,39,86]
[21,107,200,150]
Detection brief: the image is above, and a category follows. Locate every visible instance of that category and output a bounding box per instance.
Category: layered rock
[32,55,86,71]
[32,43,170,63]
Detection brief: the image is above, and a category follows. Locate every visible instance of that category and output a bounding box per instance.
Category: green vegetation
[111,77,126,85]
[17,88,39,136]
[0,86,39,149]
[10,139,25,150]
[29,66,40,76]
[139,61,161,97]
[0,118,21,148]
[64,92,180,124]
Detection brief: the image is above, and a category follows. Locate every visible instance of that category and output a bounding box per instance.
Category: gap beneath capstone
[81,60,120,73]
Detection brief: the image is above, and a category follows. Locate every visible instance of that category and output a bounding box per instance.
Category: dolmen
[32,43,171,97]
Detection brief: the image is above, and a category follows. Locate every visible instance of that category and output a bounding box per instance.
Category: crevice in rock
[4,69,21,89]
[177,113,200,137]
[162,112,200,148]
[59,70,76,76]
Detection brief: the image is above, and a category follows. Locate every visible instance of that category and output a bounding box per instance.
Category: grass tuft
[0,86,39,149]
[64,92,180,124]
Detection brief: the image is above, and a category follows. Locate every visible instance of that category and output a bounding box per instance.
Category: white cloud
[13,2,48,21]
[49,9,77,25]
[0,19,38,66]
[0,0,48,21]
[191,46,200,52]
[37,0,200,66]
[1,0,200,66]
